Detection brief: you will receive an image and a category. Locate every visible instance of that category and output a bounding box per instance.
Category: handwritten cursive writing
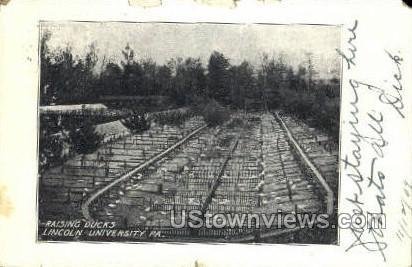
[396,179,412,241]
[336,20,358,70]
[338,19,399,262]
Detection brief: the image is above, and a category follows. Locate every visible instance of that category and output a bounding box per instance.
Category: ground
[38,111,339,243]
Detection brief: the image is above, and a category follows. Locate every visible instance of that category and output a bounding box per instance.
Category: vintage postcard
[0,1,411,267]
[37,21,341,244]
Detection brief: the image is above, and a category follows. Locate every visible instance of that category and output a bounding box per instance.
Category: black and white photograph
[37,21,341,244]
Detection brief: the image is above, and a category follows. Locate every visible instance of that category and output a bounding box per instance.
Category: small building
[39,104,108,115]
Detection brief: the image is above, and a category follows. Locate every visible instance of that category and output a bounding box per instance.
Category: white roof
[40,104,107,113]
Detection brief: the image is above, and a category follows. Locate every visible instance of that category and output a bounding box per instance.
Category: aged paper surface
[0,0,411,266]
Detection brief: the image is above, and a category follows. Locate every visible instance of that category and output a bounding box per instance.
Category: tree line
[40,32,340,139]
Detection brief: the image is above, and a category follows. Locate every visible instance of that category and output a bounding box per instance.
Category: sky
[41,21,341,79]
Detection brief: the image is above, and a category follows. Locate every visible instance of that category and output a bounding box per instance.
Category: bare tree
[305,52,318,91]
